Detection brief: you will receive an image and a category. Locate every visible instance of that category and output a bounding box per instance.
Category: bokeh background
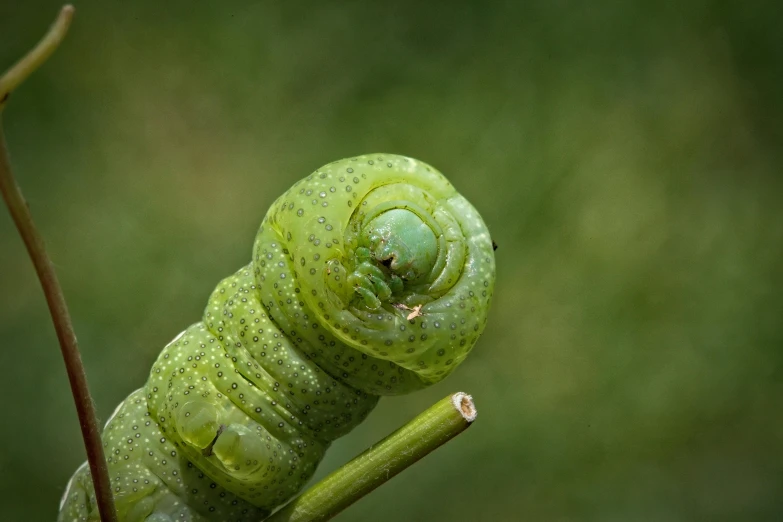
[1,1,782,521]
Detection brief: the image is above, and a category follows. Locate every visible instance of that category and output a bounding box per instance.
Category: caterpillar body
[58,154,496,522]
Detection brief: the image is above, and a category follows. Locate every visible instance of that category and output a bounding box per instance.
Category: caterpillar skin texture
[58,154,496,522]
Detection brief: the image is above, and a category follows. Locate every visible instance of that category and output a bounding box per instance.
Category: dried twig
[0,6,119,522]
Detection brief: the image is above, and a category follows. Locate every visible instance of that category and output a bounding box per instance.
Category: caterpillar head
[255,154,495,395]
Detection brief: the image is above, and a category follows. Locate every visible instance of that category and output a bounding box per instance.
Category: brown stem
[0,6,118,522]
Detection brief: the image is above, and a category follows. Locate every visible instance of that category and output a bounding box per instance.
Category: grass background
[1,1,782,520]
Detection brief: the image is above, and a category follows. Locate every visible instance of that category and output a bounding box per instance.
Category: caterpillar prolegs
[58,154,496,521]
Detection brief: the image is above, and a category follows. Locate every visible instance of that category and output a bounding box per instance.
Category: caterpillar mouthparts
[59,154,496,522]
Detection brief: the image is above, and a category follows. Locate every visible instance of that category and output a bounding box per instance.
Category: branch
[0,5,74,108]
[0,6,119,522]
[266,392,478,522]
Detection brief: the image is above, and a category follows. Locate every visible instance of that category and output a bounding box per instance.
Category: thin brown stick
[0,6,74,108]
[0,6,118,522]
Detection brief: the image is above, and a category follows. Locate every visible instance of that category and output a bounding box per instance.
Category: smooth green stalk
[266,392,478,522]
[0,6,119,522]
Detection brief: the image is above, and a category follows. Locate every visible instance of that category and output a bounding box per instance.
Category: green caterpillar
[58,154,496,522]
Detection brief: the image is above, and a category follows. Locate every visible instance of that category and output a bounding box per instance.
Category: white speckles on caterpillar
[58,154,496,522]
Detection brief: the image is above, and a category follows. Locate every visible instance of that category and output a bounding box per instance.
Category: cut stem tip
[452,392,477,422]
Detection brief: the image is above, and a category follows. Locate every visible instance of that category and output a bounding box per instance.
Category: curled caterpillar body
[58,154,496,521]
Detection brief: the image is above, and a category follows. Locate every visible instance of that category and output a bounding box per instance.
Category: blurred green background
[2,1,782,521]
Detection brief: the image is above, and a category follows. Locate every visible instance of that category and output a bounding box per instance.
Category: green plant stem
[0,6,119,522]
[266,392,478,522]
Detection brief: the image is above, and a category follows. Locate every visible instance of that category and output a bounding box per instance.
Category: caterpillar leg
[175,400,267,479]
[175,400,222,451]
[58,462,95,522]
[58,458,207,522]
[58,388,268,522]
